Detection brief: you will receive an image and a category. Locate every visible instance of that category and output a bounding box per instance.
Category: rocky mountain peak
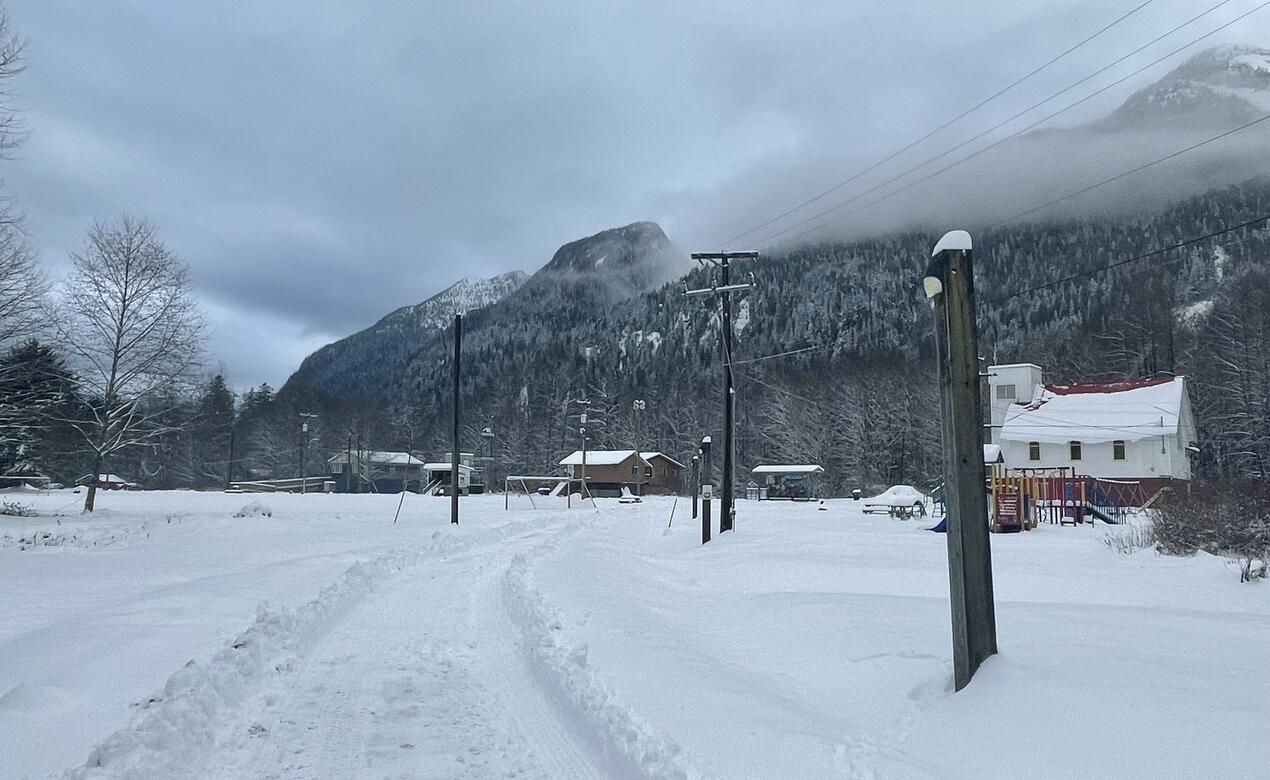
[1104,44,1270,130]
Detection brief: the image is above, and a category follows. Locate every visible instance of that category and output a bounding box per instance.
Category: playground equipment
[986,465,1147,531]
[503,475,596,509]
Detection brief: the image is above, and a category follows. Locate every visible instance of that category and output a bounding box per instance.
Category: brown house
[558,450,685,495]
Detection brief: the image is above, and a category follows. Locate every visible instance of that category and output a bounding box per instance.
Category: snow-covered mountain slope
[280,270,526,400]
[528,221,687,303]
[283,221,687,404]
[1102,44,1270,131]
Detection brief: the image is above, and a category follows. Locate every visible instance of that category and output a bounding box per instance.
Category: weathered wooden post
[691,453,700,520]
[451,313,461,525]
[700,436,712,544]
[923,229,998,691]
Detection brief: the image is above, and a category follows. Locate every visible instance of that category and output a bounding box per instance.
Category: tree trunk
[84,450,104,513]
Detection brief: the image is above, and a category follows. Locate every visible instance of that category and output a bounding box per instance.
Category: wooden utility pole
[700,435,712,544]
[225,425,236,491]
[451,313,462,525]
[691,453,700,520]
[687,251,757,536]
[923,229,997,691]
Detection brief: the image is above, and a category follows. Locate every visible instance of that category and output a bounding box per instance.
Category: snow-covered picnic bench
[862,485,929,519]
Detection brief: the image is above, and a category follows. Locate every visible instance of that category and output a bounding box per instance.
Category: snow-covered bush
[233,501,273,518]
[1,500,35,517]
[1103,523,1156,555]
[1155,481,1270,582]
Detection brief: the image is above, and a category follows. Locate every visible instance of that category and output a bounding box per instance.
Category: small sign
[702,484,713,500]
[995,490,1021,527]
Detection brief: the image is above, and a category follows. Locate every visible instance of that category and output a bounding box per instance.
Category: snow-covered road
[3,490,1269,778]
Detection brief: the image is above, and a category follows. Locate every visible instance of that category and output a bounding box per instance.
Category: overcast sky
[4,0,1264,390]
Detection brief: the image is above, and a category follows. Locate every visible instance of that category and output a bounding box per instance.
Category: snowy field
[1,489,1267,779]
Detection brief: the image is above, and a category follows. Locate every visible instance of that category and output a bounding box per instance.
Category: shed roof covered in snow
[1000,375,1186,445]
[751,465,825,475]
[559,450,644,466]
[983,444,1003,464]
[421,462,475,473]
[327,451,425,466]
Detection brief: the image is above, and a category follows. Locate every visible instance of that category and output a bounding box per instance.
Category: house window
[996,384,1016,400]
[644,467,653,478]
[631,465,639,476]
[1070,441,1082,461]
[1113,440,1126,461]
[1028,442,1040,461]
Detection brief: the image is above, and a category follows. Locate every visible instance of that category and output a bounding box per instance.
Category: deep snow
[1,489,1267,778]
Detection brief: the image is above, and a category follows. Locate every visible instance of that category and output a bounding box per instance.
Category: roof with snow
[983,444,1003,464]
[77,473,136,485]
[641,452,685,469]
[751,465,825,475]
[421,462,475,473]
[1000,375,1186,445]
[559,450,643,466]
[327,451,425,466]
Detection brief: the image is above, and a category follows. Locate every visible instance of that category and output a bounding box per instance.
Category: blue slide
[928,517,947,533]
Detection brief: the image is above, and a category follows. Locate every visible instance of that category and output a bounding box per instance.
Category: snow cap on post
[932,229,972,257]
[924,230,972,300]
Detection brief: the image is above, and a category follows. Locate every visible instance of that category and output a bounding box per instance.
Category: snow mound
[503,544,705,780]
[233,502,272,518]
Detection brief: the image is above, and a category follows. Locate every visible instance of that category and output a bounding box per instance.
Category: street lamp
[632,399,646,495]
[299,412,319,494]
[300,421,309,495]
[480,426,495,492]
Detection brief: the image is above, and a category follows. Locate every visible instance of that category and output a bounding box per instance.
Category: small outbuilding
[750,465,825,500]
[422,462,474,495]
[327,451,427,493]
[558,450,684,495]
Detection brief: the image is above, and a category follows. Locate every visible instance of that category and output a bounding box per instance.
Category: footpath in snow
[2,490,1268,778]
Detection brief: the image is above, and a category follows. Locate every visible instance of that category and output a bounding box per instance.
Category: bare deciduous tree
[56,216,206,511]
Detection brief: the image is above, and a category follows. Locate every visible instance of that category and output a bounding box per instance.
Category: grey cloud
[4,0,1264,388]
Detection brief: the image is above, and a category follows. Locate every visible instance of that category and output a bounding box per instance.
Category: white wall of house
[988,363,1042,444]
[1000,435,1188,478]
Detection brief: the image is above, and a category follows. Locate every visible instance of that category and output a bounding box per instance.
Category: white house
[988,363,1196,482]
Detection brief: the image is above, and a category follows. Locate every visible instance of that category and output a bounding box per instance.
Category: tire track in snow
[65,518,547,779]
[500,528,708,780]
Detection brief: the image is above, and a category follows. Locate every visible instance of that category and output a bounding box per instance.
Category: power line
[722,214,1270,371]
[716,0,1159,249]
[985,212,1270,305]
[726,344,825,366]
[989,112,1270,227]
[757,0,1264,249]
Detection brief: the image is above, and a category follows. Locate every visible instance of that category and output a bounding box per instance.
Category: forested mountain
[281,270,527,400]
[247,178,1270,494]
[238,45,1270,494]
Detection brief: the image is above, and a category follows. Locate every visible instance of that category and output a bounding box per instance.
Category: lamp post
[481,426,495,492]
[300,421,308,495]
[632,399,646,496]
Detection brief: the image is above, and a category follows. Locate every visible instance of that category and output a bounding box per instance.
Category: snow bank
[502,546,705,780]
